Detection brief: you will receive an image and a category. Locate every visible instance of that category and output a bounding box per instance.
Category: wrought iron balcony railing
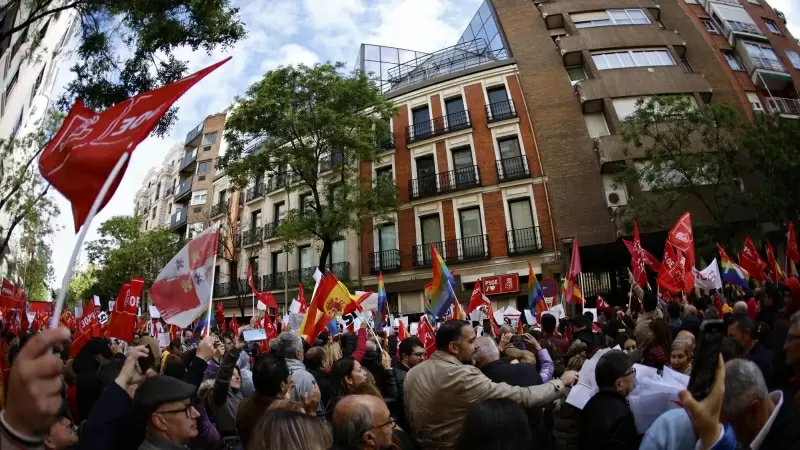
[246,183,266,202]
[266,175,288,193]
[506,227,543,256]
[485,100,517,123]
[409,165,480,200]
[242,226,263,247]
[369,249,401,274]
[496,156,530,182]
[411,235,489,268]
[406,110,471,144]
[264,222,280,240]
[210,202,227,218]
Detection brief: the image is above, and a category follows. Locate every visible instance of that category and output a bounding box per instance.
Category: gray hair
[474,336,500,367]
[790,311,800,328]
[722,359,768,422]
[276,331,303,360]
[734,301,748,314]
[332,403,373,447]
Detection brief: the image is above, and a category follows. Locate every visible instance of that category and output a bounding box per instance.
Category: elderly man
[681,304,701,337]
[276,331,321,414]
[734,301,749,315]
[728,313,773,386]
[405,320,578,450]
[135,376,201,450]
[331,395,394,450]
[722,359,800,449]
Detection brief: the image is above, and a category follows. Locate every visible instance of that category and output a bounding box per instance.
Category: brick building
[357,0,799,310]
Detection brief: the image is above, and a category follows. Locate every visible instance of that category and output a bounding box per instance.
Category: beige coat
[634,309,663,346]
[404,351,567,450]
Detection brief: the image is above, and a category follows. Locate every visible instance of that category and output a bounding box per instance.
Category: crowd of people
[1,279,800,450]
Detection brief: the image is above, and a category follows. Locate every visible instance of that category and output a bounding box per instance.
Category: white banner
[692,258,723,291]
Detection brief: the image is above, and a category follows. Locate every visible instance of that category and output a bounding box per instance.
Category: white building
[133,143,184,231]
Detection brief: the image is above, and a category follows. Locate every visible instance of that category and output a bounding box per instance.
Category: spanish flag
[299,272,363,344]
[563,278,584,305]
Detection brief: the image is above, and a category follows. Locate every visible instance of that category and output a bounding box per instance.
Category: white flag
[692,258,723,291]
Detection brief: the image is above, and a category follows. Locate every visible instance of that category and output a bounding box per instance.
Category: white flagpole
[204,228,220,337]
[50,153,130,330]
[356,310,384,353]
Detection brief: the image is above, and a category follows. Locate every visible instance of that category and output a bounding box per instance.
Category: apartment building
[133,143,184,231]
[354,0,561,315]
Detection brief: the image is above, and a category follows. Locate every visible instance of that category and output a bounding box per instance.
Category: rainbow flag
[374,272,387,329]
[428,244,456,319]
[528,262,546,317]
[717,244,750,288]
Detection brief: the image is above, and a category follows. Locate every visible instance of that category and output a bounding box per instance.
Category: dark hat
[603,319,630,340]
[134,375,196,415]
[594,350,633,390]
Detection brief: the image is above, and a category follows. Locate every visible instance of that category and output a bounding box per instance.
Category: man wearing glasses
[578,350,640,450]
[395,337,425,433]
[331,395,395,450]
[134,375,201,450]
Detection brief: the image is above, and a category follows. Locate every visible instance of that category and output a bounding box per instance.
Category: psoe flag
[150,226,219,328]
[691,259,723,291]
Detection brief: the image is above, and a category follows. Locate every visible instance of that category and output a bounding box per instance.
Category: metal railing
[723,20,764,37]
[406,110,471,144]
[246,183,266,202]
[242,226,263,247]
[766,97,800,116]
[485,100,517,123]
[506,227,543,255]
[170,209,187,228]
[412,235,489,268]
[262,272,286,291]
[264,222,280,240]
[210,202,227,218]
[266,175,288,193]
[750,56,788,73]
[496,156,530,182]
[369,249,401,274]
[377,132,395,150]
[409,165,481,200]
[330,262,350,280]
[287,267,316,287]
[174,179,192,199]
[320,153,346,173]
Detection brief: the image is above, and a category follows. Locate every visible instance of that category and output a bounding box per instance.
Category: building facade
[133,143,184,231]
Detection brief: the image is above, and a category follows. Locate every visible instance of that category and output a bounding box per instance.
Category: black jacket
[481,360,550,449]
[395,363,411,434]
[748,341,774,388]
[579,390,640,450]
[761,391,800,450]
[309,368,333,412]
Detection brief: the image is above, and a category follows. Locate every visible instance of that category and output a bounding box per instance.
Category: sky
[47,0,800,285]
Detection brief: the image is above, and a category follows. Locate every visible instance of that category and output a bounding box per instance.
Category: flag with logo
[692,259,723,291]
[299,271,362,344]
[668,212,695,270]
[297,283,308,314]
[249,264,278,310]
[739,236,767,282]
[0,280,22,309]
[658,242,684,293]
[417,315,437,359]
[624,221,649,287]
[528,262,546,319]
[565,237,583,304]
[398,319,409,342]
[106,277,144,341]
[70,300,102,357]
[767,242,784,284]
[466,280,490,315]
[149,226,219,328]
[39,58,231,231]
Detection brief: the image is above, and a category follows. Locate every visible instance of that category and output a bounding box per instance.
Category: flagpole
[356,310,384,353]
[205,228,220,337]
[50,153,130,330]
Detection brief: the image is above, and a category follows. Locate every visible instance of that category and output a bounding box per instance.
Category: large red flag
[739,236,767,282]
[39,58,231,231]
[657,242,683,293]
[230,316,240,338]
[149,226,219,328]
[70,300,102,357]
[486,302,500,336]
[417,316,437,359]
[787,221,800,264]
[466,280,490,314]
[397,320,409,342]
[624,221,648,288]
[668,212,695,270]
[565,237,582,304]
[0,280,22,309]
[767,242,785,284]
[248,265,278,310]
[297,284,308,314]
[106,277,144,341]
[215,302,227,333]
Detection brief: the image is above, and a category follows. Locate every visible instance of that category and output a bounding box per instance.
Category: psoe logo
[673,232,691,243]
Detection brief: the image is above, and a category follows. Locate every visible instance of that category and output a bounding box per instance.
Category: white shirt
[750,391,783,450]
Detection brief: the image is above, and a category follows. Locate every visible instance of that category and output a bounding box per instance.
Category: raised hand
[116,346,150,390]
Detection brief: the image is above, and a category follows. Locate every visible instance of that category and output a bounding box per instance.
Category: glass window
[274,202,286,223]
[487,86,508,105]
[376,166,393,182]
[609,10,632,24]
[271,251,286,274]
[618,52,635,67]
[190,190,207,206]
[197,160,212,174]
[594,50,674,70]
[498,137,521,160]
[478,1,491,24]
[299,246,312,269]
[625,9,650,24]
[764,19,780,34]
[202,132,217,145]
[509,199,534,230]
[251,210,262,229]
[702,19,720,34]
[445,97,464,116]
[379,224,396,251]
[331,241,345,264]
[786,50,800,69]
[567,66,587,84]
[300,193,313,214]
[421,215,442,244]
[416,155,436,178]
[459,208,483,238]
[249,257,259,276]
[723,50,744,70]
[452,147,473,170]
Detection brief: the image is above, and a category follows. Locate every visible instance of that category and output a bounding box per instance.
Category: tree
[85,215,181,298]
[219,63,400,272]
[615,96,749,248]
[14,193,59,301]
[0,0,246,137]
[65,265,97,312]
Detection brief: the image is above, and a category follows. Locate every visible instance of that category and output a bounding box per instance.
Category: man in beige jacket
[404,320,579,449]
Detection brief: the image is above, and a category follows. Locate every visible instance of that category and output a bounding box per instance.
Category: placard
[483,273,520,296]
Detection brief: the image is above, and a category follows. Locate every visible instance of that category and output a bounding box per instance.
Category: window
[274,202,286,223]
[722,50,744,71]
[6,67,19,96]
[216,188,227,205]
[746,92,763,113]
[251,210,262,230]
[592,49,674,70]
[329,240,345,265]
[684,0,698,4]
[39,19,50,39]
[378,223,396,251]
[411,106,432,138]
[744,42,784,71]
[444,96,466,122]
[498,137,522,161]
[763,19,780,34]
[31,65,45,99]
[452,147,476,186]
[11,109,23,137]
[612,96,696,121]
[701,19,720,34]
[608,9,650,25]
[376,166,393,182]
[299,246,312,269]
[271,251,286,275]
[329,184,343,207]
[202,132,217,145]
[155,182,161,200]
[190,190,208,206]
[197,160,212,174]
[572,9,649,28]
[145,221,148,230]
[486,86,508,105]
[747,0,759,3]
[151,207,157,219]
[299,193,313,214]
[583,112,610,138]
[566,66,587,84]
[459,208,485,257]
[415,155,437,196]
[786,50,800,69]
[420,214,442,245]
[508,199,537,252]
[249,257,259,277]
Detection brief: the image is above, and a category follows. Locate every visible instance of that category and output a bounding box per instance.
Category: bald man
[734,301,748,315]
[675,330,696,348]
[332,395,394,450]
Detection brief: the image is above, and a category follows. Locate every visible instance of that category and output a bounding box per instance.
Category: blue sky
[47,0,800,284]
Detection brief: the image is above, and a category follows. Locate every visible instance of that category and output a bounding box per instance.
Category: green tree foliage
[65,265,98,311]
[219,63,400,270]
[14,193,59,301]
[615,96,747,249]
[85,215,181,297]
[0,0,246,137]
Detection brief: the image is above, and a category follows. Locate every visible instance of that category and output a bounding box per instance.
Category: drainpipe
[514,73,558,252]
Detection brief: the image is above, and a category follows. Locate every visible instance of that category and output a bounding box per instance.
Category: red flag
[297,284,308,314]
[486,302,500,336]
[70,300,102,358]
[739,236,767,282]
[466,281,490,314]
[398,320,409,342]
[263,313,278,340]
[0,280,22,309]
[658,242,683,293]
[6,310,19,337]
[565,237,582,304]
[668,212,695,270]
[106,278,144,341]
[230,316,239,338]
[248,264,257,293]
[788,221,800,264]
[39,58,231,231]
[767,242,785,284]
[257,291,278,310]
[215,302,226,333]
[150,226,219,328]
[18,290,29,332]
[417,316,436,359]
[596,296,611,312]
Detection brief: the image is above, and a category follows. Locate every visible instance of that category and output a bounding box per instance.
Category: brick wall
[482,191,508,258]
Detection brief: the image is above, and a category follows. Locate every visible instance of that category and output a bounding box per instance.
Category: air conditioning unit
[605,189,628,208]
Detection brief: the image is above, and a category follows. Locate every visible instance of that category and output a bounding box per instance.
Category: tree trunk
[317,239,332,274]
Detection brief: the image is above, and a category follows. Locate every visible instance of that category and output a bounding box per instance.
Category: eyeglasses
[373,417,396,430]
[156,404,194,418]
[622,367,637,378]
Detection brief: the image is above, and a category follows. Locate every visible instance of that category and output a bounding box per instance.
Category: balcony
[264,222,280,240]
[369,249,401,274]
[262,272,287,291]
[213,168,225,181]
[246,183,266,203]
[766,97,800,117]
[173,179,192,202]
[210,202,227,218]
[179,149,198,173]
[735,44,794,92]
[213,281,238,298]
[266,175,288,194]
[485,100,517,123]
[719,20,765,42]
[406,110,471,144]
[411,235,489,268]
[242,226,263,247]
[409,165,481,200]
[506,227,543,256]
[185,122,203,145]
[496,156,530,182]
[287,267,316,287]
[165,186,174,196]
[330,262,350,280]
[377,132,395,150]
[320,153,346,173]
[170,209,187,229]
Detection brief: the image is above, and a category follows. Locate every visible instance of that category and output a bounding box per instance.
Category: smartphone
[511,334,526,350]
[687,320,726,401]
[243,329,267,342]
[137,347,155,374]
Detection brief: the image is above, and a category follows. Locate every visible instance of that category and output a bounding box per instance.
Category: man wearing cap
[136,375,200,450]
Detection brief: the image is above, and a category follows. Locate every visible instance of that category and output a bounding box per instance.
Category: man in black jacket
[728,312,774,387]
[395,337,424,433]
[579,350,640,450]
[305,346,333,410]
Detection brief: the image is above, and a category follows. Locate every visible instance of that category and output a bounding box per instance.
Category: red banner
[106,277,144,342]
[0,280,22,309]
[417,316,437,359]
[28,302,54,314]
[739,236,766,282]
[658,242,684,293]
[668,212,695,270]
[482,274,519,296]
[70,300,102,358]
